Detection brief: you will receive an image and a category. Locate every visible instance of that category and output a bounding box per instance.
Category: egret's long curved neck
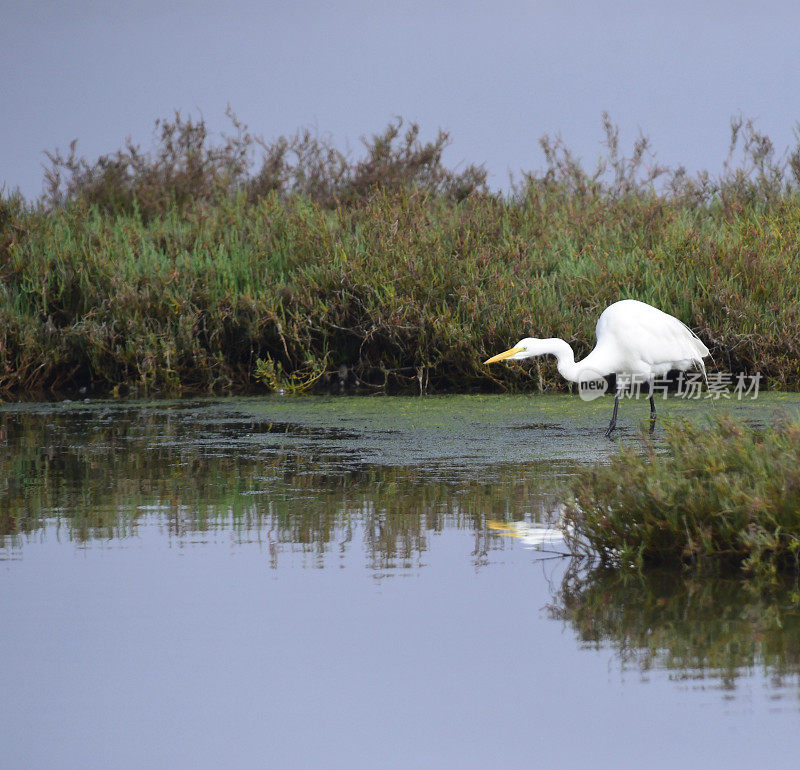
[538,338,598,383]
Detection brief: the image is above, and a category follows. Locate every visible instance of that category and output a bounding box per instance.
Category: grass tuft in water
[565,416,800,574]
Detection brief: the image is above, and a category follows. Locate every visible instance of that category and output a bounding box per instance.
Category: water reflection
[0,402,566,568]
[551,565,800,698]
[487,517,569,553]
[5,396,800,704]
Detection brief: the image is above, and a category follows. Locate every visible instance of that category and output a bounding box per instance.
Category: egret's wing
[596,300,709,372]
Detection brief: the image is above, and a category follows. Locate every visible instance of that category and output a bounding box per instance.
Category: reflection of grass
[566,416,800,573]
[0,407,560,566]
[551,565,800,689]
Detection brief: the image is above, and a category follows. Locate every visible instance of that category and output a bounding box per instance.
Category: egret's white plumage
[484,299,710,436]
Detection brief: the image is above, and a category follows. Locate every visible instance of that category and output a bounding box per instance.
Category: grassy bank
[2,113,800,396]
[565,416,800,574]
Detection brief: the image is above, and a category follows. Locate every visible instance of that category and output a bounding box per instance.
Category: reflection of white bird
[488,519,569,552]
[484,299,710,437]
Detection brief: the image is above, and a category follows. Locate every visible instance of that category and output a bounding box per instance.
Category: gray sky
[2,0,799,199]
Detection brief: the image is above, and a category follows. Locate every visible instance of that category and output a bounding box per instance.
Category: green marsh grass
[2,112,800,396]
[566,416,800,573]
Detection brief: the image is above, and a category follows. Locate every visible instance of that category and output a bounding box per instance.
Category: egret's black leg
[648,380,657,434]
[605,392,621,438]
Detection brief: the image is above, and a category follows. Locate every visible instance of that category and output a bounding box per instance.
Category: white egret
[484,299,710,437]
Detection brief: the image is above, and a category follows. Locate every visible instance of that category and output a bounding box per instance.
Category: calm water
[2,393,800,769]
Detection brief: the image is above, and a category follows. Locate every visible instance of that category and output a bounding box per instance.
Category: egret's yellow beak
[484,346,523,365]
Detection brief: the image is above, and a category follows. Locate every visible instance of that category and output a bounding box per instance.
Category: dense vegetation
[2,111,800,396]
[566,416,800,574]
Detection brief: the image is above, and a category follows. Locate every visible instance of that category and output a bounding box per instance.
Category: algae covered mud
[3,393,800,767]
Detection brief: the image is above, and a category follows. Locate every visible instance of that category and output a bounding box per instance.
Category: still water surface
[2,393,800,768]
